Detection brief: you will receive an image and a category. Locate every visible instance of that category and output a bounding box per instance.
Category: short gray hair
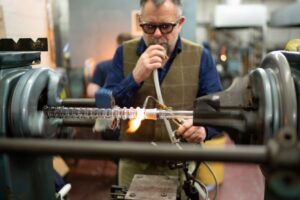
[140,0,183,16]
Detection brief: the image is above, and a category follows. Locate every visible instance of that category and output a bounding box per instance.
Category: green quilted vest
[121,38,202,142]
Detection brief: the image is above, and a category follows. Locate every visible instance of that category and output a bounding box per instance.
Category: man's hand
[132,44,168,84]
[86,83,100,98]
[176,119,206,143]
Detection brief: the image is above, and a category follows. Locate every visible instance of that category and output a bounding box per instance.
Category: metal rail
[62,119,96,127]
[0,138,268,164]
[62,98,96,107]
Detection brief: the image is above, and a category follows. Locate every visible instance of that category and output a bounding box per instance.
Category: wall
[0,5,5,37]
[0,0,54,67]
[69,0,138,68]
[50,0,69,67]
[181,1,197,43]
[69,0,197,68]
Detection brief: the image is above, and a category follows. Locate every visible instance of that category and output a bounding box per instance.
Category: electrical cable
[203,162,219,200]
[153,68,213,199]
[152,69,182,149]
[153,68,211,200]
[193,178,209,200]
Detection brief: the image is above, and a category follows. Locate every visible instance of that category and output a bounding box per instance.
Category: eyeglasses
[139,19,180,34]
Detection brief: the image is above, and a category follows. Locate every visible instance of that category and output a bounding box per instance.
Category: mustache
[148,40,168,51]
[149,39,167,45]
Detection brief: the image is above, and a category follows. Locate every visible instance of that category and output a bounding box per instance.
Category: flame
[126,108,145,133]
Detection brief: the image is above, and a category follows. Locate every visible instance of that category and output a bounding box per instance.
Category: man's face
[140,0,185,55]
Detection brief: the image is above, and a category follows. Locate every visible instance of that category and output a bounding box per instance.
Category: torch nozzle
[144,109,193,120]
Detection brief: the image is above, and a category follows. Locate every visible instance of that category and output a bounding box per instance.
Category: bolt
[129,193,136,197]
[161,192,167,197]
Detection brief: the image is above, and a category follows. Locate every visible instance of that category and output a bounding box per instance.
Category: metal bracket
[0,38,48,51]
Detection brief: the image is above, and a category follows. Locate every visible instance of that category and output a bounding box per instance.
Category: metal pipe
[62,98,96,107]
[62,119,95,127]
[0,138,268,164]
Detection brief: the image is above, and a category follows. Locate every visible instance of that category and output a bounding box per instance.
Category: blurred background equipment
[269,0,300,27]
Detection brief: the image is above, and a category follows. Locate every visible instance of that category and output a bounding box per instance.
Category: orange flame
[126,108,145,133]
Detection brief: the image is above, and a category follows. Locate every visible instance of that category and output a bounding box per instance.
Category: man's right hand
[132,44,168,84]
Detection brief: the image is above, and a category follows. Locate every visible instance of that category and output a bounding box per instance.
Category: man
[86,59,113,98]
[103,0,223,188]
[86,33,133,98]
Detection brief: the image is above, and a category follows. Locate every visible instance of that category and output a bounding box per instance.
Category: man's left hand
[176,119,206,143]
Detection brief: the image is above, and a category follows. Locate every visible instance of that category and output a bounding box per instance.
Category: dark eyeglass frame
[139,18,181,34]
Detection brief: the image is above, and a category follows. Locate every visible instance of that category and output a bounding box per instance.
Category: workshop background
[0,0,300,199]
